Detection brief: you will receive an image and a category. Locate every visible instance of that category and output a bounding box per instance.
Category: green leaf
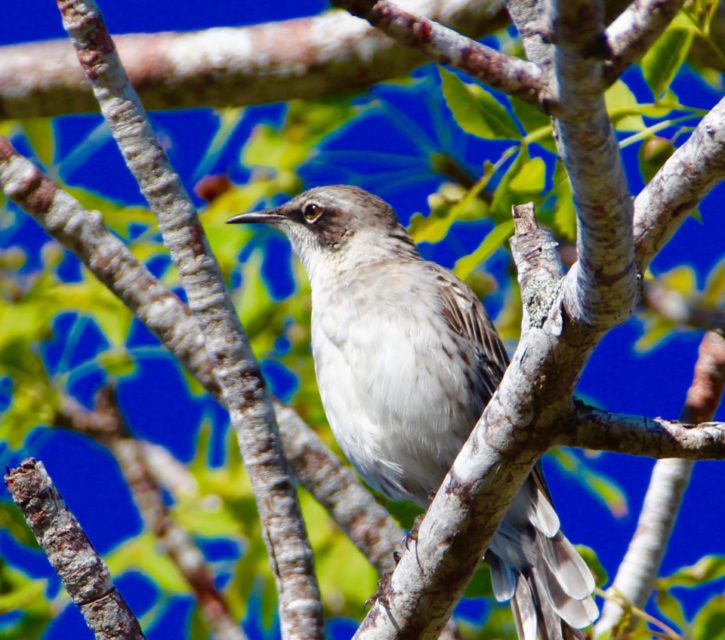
[439,67,520,140]
[642,28,694,99]
[605,80,645,131]
[656,589,688,632]
[97,348,136,379]
[658,555,725,589]
[0,502,40,549]
[463,563,494,599]
[575,545,608,587]
[509,157,546,194]
[511,96,551,134]
[702,257,725,307]
[453,220,515,281]
[408,181,489,245]
[0,561,48,614]
[692,594,725,640]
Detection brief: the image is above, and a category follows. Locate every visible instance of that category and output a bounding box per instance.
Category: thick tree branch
[603,0,685,83]
[58,2,325,634]
[634,96,725,270]
[568,405,725,459]
[595,331,725,635]
[0,0,507,118]
[4,458,146,640]
[0,135,402,600]
[547,0,637,327]
[56,388,247,640]
[332,0,543,107]
[3,0,723,118]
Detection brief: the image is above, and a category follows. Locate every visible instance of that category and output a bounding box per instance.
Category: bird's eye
[303,203,322,223]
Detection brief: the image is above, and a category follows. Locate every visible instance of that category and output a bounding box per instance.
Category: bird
[228,185,598,640]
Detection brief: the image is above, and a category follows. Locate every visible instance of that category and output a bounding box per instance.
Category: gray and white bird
[228,185,597,640]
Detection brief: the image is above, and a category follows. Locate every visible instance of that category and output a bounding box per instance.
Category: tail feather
[540,533,596,600]
[511,573,540,640]
[486,474,598,639]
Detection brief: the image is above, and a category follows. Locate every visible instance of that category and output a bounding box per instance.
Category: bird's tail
[510,533,597,640]
[487,476,598,640]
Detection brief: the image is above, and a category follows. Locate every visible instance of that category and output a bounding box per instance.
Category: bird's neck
[303,227,421,290]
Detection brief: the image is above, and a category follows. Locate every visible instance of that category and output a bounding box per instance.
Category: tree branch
[59,2,326,633]
[4,458,146,640]
[595,331,725,635]
[634,96,725,270]
[568,405,725,459]
[603,0,685,83]
[56,388,248,640]
[0,134,402,603]
[0,0,507,118]
[332,0,543,107]
[547,0,638,328]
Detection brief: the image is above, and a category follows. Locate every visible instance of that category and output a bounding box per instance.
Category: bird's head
[227,185,417,274]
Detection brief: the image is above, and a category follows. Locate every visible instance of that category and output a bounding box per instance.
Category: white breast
[309,254,482,505]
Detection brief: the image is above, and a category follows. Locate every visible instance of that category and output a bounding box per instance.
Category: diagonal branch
[54,2,323,636]
[0,134,401,595]
[5,458,146,640]
[603,0,685,83]
[595,331,725,635]
[634,96,725,270]
[56,388,248,640]
[332,0,543,107]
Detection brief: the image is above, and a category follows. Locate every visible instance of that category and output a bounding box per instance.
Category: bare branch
[603,0,685,83]
[634,96,725,270]
[0,0,507,118]
[595,331,725,634]
[568,406,725,459]
[0,135,401,603]
[333,0,543,106]
[54,1,323,635]
[547,0,637,327]
[4,458,146,640]
[57,389,247,640]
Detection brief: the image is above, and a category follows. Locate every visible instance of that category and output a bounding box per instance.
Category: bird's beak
[226,208,285,225]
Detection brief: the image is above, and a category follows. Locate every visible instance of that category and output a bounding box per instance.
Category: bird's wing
[428,263,556,505]
[427,263,509,385]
